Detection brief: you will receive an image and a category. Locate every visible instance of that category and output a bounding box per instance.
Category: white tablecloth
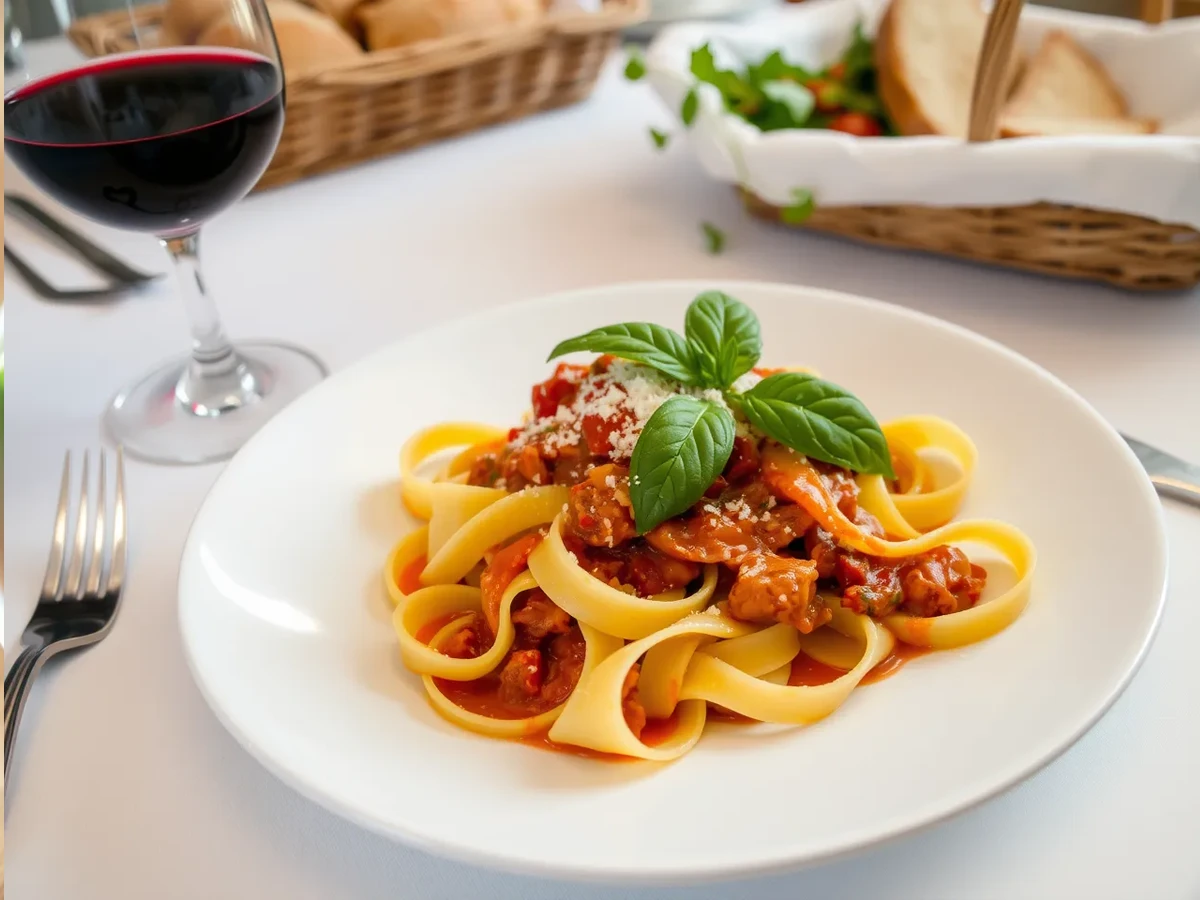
[5,37,1200,900]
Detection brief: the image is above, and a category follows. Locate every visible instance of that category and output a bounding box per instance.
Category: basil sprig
[738,372,893,476]
[547,323,699,385]
[548,291,895,530]
[685,290,761,388]
[629,396,734,533]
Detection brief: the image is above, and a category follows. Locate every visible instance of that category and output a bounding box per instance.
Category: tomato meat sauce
[437,363,990,742]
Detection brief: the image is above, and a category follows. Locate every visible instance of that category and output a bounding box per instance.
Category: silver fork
[4,448,128,785]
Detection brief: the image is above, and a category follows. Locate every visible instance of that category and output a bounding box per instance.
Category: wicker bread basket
[741,0,1200,291]
[68,0,646,191]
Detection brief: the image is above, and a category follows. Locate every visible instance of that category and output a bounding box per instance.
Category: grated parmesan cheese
[507,360,759,462]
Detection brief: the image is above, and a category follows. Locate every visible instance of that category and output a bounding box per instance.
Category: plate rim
[177,279,1170,883]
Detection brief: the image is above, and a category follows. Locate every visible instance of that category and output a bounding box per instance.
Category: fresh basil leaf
[624,50,646,81]
[649,127,670,149]
[701,221,725,255]
[547,323,699,384]
[681,88,699,126]
[630,396,735,533]
[684,291,761,388]
[761,80,815,126]
[782,188,815,224]
[739,372,895,477]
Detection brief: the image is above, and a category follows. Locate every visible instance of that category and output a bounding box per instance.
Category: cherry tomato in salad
[828,111,883,137]
[805,78,844,113]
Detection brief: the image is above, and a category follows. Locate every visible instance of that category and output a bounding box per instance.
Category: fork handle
[4,644,50,785]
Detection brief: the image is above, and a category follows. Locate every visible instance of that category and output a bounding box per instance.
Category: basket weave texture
[748,0,1200,291]
[68,0,645,191]
[742,192,1200,291]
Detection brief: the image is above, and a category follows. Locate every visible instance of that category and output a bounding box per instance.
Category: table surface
[5,35,1200,900]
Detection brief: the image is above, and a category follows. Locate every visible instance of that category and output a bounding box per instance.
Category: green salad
[690,26,891,136]
[631,25,892,138]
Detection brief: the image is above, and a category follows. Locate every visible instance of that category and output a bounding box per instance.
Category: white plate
[178,281,1167,883]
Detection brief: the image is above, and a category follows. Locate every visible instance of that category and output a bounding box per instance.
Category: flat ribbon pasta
[548,606,894,760]
[422,615,624,738]
[399,422,506,519]
[421,486,568,586]
[387,411,1037,760]
[857,416,979,538]
[763,441,1036,650]
[528,515,720,640]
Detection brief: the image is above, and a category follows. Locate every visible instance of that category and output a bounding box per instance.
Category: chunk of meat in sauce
[622,664,647,739]
[761,443,872,534]
[834,551,904,617]
[563,532,701,597]
[511,589,572,641]
[499,649,544,704]
[565,463,637,548]
[468,442,550,491]
[899,546,987,617]
[728,552,830,633]
[441,614,485,659]
[809,460,861,519]
[645,480,813,565]
[806,528,986,618]
[479,533,543,634]
[724,436,761,482]
[482,626,586,713]
[540,628,587,707]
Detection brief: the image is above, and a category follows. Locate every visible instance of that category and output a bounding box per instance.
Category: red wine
[4,49,284,235]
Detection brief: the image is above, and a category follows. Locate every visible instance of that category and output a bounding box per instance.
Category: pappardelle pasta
[384,292,1036,761]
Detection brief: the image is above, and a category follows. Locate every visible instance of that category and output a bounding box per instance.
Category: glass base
[104,341,328,465]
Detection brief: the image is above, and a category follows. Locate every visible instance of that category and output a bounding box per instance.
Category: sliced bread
[875,0,1022,137]
[999,31,1155,136]
[1000,114,1157,137]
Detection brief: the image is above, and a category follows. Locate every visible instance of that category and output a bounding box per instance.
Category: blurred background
[8,0,1199,43]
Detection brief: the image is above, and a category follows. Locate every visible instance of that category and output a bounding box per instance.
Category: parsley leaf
[681,88,699,126]
[781,188,816,225]
[649,127,670,149]
[624,50,646,81]
[701,221,725,255]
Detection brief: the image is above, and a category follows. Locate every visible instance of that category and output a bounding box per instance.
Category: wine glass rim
[4,46,277,102]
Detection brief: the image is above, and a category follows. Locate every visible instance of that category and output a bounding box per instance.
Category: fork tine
[64,449,91,600]
[106,446,127,595]
[85,450,108,597]
[39,452,71,600]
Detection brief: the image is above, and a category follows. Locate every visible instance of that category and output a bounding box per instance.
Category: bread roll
[160,0,228,45]
[200,0,364,81]
[305,0,368,37]
[356,0,540,52]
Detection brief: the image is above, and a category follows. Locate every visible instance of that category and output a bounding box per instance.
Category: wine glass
[3,0,326,464]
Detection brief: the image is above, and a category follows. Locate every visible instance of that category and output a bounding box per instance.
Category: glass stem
[163,231,261,416]
[163,232,237,373]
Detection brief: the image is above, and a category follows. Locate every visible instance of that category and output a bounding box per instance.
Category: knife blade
[1122,434,1200,509]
